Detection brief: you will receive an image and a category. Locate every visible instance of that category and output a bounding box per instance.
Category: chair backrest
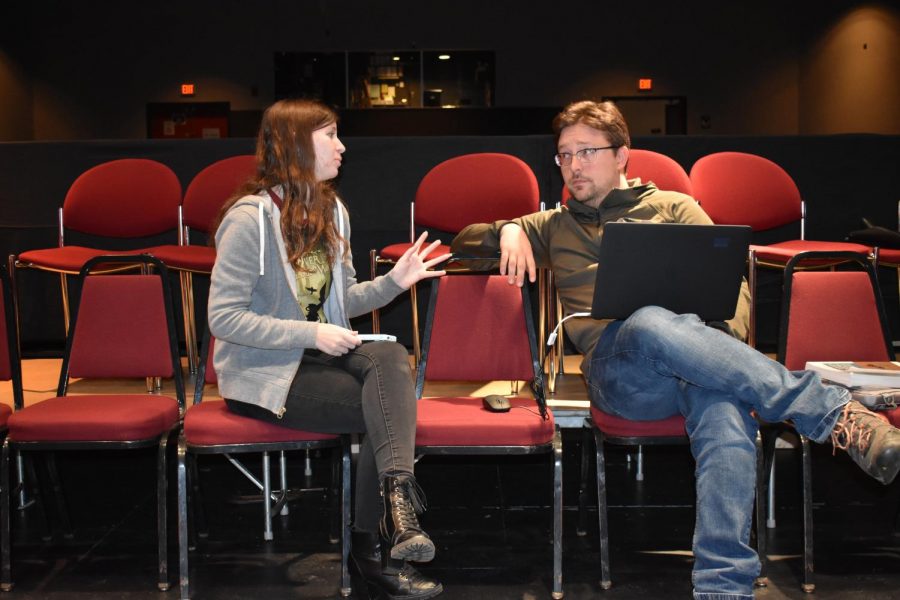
[690,151,802,231]
[779,251,894,371]
[414,153,540,233]
[183,155,256,233]
[560,148,692,204]
[415,274,545,415]
[0,266,24,410]
[63,158,183,238]
[60,255,185,407]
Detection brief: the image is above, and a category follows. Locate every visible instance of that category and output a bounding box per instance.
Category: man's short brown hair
[552,100,631,149]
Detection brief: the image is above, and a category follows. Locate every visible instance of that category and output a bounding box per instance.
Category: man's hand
[499,223,536,287]
[388,231,451,290]
[315,324,361,356]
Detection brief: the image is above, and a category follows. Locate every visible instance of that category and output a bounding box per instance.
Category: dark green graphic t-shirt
[295,243,331,323]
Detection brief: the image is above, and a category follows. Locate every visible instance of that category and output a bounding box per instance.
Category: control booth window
[274,50,494,109]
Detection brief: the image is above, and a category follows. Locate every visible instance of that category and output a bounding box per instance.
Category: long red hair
[212,98,348,269]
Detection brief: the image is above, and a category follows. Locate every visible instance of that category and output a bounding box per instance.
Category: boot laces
[394,478,427,529]
[831,401,879,455]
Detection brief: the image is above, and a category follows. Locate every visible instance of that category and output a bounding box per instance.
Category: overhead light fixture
[438,54,451,60]
[392,56,400,61]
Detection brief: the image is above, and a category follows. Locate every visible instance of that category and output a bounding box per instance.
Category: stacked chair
[413,273,563,598]
[370,153,540,363]
[759,250,896,592]
[0,254,185,591]
[148,154,256,373]
[14,159,182,334]
[177,329,351,600]
[689,151,872,347]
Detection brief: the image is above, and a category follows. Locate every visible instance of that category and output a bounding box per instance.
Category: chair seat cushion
[752,240,871,265]
[415,397,555,447]
[184,401,338,446]
[378,243,451,263]
[146,244,216,273]
[8,395,179,442]
[17,247,140,273]
[590,406,687,438]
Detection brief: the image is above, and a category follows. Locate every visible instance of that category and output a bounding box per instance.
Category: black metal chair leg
[552,427,564,600]
[340,437,352,598]
[593,427,611,590]
[2,441,14,591]
[754,429,769,588]
[329,444,341,545]
[189,454,207,539]
[177,433,191,600]
[800,436,815,593]
[44,452,72,538]
[576,421,591,536]
[158,425,178,591]
[22,454,51,541]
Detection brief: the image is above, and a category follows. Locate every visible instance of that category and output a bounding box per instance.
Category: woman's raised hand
[388,231,451,290]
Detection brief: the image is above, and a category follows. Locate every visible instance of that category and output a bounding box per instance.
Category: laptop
[591,222,751,321]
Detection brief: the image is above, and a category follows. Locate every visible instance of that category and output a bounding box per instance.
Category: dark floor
[4,429,900,599]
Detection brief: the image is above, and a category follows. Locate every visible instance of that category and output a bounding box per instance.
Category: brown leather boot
[380,474,435,562]
[831,400,900,484]
[350,531,443,600]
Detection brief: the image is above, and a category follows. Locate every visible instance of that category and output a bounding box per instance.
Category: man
[451,100,900,600]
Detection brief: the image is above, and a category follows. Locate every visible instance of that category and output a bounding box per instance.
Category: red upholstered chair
[577,391,770,592]
[576,406,690,589]
[760,250,895,592]
[413,274,563,599]
[14,159,182,334]
[0,254,185,591]
[148,155,256,373]
[176,329,351,600]
[689,151,872,347]
[369,153,540,363]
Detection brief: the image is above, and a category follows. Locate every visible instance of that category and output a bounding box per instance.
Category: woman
[208,98,446,600]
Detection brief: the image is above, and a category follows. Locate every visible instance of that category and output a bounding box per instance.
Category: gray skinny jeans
[225,341,417,532]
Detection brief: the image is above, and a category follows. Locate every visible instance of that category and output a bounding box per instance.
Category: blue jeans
[587,306,850,600]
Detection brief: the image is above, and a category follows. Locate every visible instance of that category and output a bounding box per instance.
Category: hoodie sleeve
[208,204,319,350]
[451,210,555,269]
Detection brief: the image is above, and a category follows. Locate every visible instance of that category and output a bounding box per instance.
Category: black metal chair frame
[176,329,352,600]
[413,275,564,599]
[0,254,186,592]
[757,250,894,593]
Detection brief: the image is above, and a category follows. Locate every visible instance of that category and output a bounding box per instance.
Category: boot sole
[380,582,443,600]
[390,536,436,563]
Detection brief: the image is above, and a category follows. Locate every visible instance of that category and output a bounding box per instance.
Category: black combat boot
[350,530,443,600]
[380,473,435,562]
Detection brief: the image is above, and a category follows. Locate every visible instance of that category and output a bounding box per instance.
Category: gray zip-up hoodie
[208,189,404,416]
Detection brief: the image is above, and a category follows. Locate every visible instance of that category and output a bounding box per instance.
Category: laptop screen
[591,222,751,322]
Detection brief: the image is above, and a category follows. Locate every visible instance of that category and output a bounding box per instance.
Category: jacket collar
[565,180,657,224]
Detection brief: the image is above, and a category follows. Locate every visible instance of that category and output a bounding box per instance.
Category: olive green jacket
[451,181,752,370]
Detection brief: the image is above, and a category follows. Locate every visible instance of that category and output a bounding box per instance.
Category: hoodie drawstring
[258,201,265,275]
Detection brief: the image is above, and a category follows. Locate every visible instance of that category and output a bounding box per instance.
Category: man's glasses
[553,145,619,167]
